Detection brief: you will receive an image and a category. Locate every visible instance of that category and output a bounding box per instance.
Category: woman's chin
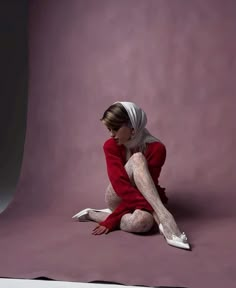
[113,139,119,144]
[114,139,126,145]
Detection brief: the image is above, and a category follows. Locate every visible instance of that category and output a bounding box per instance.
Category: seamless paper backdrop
[0,1,236,288]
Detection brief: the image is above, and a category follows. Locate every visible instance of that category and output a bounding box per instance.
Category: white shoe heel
[159,224,191,250]
[72,208,112,221]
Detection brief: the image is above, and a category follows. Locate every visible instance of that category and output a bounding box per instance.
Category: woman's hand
[92,225,110,235]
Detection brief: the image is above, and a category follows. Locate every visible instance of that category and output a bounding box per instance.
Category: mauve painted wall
[13,0,236,216]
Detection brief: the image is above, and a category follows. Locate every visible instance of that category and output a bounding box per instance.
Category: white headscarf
[116,101,161,159]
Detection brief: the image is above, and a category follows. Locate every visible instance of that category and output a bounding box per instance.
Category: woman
[73,102,190,250]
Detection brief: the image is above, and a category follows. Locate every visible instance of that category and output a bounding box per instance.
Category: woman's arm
[99,202,132,231]
[103,138,152,206]
[104,139,167,203]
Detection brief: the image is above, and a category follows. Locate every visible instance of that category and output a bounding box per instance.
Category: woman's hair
[100,103,131,131]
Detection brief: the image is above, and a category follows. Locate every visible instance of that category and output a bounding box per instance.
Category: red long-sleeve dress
[99,138,168,231]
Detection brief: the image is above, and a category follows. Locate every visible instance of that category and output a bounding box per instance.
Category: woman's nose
[110,131,116,137]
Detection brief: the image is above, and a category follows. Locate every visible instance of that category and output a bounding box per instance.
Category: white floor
[0,278,150,288]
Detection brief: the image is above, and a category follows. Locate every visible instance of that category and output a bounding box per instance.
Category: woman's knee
[120,210,154,233]
[130,152,147,166]
[133,210,154,232]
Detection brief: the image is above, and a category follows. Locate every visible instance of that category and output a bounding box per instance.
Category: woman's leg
[87,210,111,223]
[88,160,155,233]
[120,209,154,233]
[86,184,121,223]
[129,152,182,239]
[105,183,122,211]
[88,209,154,233]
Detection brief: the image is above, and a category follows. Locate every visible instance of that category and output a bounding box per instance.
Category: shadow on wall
[0,0,28,213]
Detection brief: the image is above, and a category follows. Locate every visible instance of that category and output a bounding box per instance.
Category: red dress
[99,138,168,231]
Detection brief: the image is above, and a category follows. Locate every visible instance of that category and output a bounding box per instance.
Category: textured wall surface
[0,1,235,287]
[18,0,235,214]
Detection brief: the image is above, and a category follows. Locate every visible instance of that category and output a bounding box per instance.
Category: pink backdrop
[0,1,236,287]
[16,0,236,215]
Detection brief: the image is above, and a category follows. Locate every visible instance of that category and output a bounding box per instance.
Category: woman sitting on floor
[73,101,190,250]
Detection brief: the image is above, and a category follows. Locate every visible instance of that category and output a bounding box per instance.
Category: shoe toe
[72,208,91,220]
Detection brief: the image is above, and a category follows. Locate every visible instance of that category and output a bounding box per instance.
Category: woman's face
[104,124,134,145]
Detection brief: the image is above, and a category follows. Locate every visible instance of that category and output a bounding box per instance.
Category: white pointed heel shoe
[159,223,191,250]
[72,208,112,221]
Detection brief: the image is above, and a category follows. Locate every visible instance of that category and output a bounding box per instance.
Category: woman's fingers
[92,225,109,235]
[92,226,104,235]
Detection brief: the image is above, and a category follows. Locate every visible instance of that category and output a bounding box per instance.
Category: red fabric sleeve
[99,203,132,231]
[145,142,168,203]
[145,141,166,175]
